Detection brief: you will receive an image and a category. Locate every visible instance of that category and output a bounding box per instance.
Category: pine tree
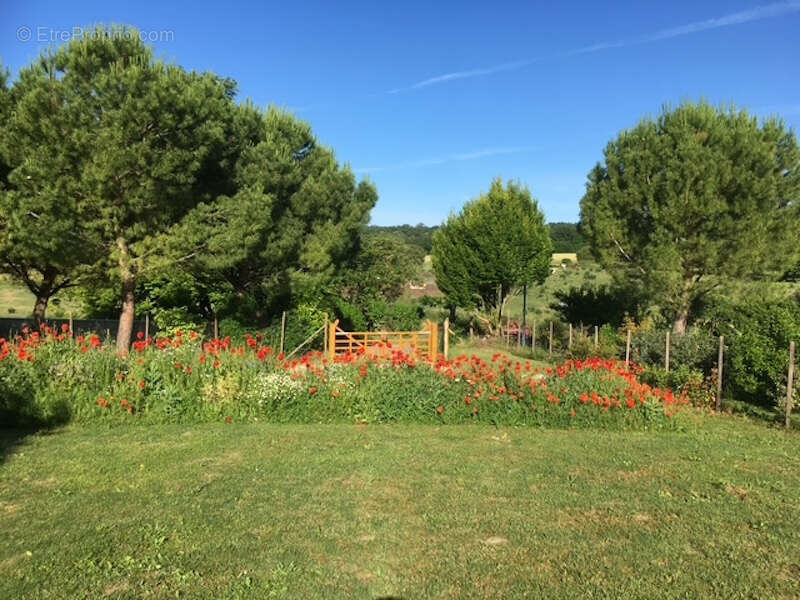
[580,102,800,333]
[159,106,377,323]
[46,27,236,351]
[0,57,103,324]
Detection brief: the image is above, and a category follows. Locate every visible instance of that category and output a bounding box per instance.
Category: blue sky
[2,1,799,225]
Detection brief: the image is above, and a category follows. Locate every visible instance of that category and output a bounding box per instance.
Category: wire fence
[0,317,155,341]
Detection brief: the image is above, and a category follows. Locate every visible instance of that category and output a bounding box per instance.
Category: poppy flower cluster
[0,324,690,428]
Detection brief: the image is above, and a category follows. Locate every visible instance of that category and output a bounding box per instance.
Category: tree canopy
[432,178,552,322]
[162,107,377,324]
[0,26,378,348]
[0,54,105,325]
[580,101,800,333]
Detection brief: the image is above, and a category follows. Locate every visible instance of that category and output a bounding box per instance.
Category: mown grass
[2,418,799,599]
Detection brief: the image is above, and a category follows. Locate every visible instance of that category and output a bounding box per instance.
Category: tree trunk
[32,294,50,329]
[116,237,136,353]
[448,305,456,322]
[32,274,55,329]
[672,305,689,335]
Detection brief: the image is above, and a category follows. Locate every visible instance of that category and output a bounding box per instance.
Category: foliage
[366,223,438,253]
[4,27,240,350]
[548,222,584,253]
[551,283,644,327]
[629,328,717,373]
[338,231,423,306]
[432,178,552,318]
[567,324,621,360]
[164,107,376,326]
[0,56,104,323]
[580,101,800,333]
[702,297,800,407]
[2,26,377,348]
[640,366,716,409]
[0,327,689,429]
[364,299,424,331]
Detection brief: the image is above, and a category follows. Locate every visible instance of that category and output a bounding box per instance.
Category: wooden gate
[327,320,438,361]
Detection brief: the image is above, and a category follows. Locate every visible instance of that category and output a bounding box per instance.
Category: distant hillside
[370,222,584,255]
[367,224,438,253]
[548,222,584,253]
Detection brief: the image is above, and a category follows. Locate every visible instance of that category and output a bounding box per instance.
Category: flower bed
[1,326,689,429]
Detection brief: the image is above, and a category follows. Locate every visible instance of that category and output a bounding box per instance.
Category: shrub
[365,300,423,331]
[703,298,800,407]
[567,324,621,360]
[629,329,716,372]
[640,366,716,409]
[551,283,644,328]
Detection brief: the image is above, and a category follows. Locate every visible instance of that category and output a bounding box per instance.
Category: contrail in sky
[387,2,800,94]
[353,146,537,173]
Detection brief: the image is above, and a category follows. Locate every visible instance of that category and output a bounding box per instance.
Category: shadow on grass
[0,427,37,465]
[1,395,71,465]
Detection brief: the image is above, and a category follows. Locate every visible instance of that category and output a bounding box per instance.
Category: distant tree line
[367,222,583,256]
[366,224,438,254]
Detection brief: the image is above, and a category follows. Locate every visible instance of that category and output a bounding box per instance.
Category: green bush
[567,324,621,360]
[551,283,643,327]
[640,366,715,408]
[703,298,800,408]
[365,300,424,331]
[630,329,716,372]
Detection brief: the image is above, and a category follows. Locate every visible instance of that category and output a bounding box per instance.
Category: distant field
[504,261,610,322]
[0,278,34,317]
[0,276,82,319]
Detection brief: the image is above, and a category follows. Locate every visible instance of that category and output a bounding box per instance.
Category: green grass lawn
[448,340,554,370]
[2,419,799,599]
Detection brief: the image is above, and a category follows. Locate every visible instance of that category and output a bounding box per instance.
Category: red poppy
[436,405,444,414]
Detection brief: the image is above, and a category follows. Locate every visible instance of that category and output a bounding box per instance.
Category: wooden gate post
[568,323,573,349]
[145,313,149,341]
[328,319,338,361]
[594,325,598,348]
[665,331,670,372]
[532,320,536,352]
[429,321,439,361]
[323,313,328,354]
